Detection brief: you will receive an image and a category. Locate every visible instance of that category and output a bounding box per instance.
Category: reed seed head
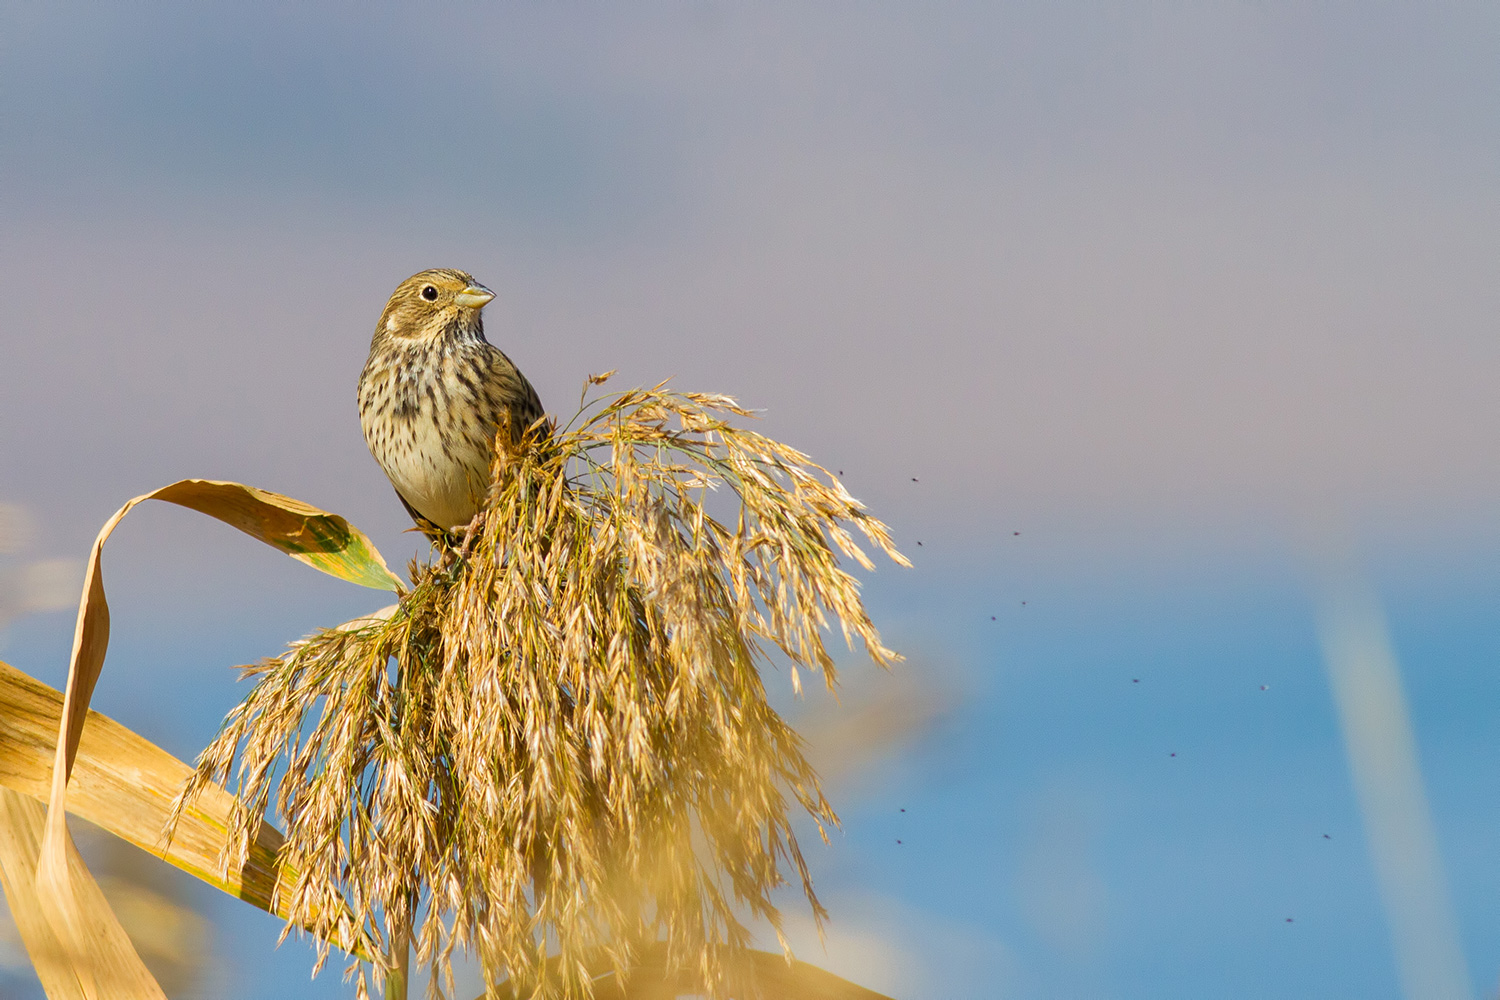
[174,378,907,999]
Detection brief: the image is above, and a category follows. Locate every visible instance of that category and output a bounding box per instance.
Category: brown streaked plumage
[358,268,544,536]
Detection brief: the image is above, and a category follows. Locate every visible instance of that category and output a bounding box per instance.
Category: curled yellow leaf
[36,481,399,996]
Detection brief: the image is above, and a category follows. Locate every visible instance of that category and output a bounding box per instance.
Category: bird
[358,268,545,540]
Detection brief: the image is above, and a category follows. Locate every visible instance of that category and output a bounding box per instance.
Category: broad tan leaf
[1,785,167,999]
[738,951,898,1000]
[0,659,371,958]
[0,788,90,999]
[0,659,287,909]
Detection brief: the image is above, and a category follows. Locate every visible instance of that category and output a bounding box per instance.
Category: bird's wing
[484,345,547,432]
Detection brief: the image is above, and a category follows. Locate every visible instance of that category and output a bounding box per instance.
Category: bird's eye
[421,285,438,301]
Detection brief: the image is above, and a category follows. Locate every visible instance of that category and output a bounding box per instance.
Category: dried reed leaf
[591,946,897,1000]
[0,657,371,961]
[0,788,90,1000]
[183,384,908,999]
[38,481,400,995]
[1,784,167,999]
[485,943,897,1000]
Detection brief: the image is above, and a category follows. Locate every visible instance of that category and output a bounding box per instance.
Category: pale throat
[384,309,485,345]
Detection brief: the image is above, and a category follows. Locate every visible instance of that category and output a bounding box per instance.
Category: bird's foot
[454,513,486,563]
[431,514,485,576]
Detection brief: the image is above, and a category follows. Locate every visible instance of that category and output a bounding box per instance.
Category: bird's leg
[454,512,486,563]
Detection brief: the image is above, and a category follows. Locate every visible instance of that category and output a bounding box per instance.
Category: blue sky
[3,4,1500,997]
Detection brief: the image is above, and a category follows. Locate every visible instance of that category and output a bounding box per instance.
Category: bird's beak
[454,284,495,309]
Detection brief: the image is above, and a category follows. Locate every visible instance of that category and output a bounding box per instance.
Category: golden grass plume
[172,378,909,998]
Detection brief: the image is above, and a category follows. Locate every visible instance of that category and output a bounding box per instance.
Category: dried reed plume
[172,377,908,998]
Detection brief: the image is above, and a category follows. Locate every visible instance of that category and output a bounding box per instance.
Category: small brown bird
[358,268,544,537]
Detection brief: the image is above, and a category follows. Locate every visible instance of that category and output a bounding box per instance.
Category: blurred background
[3,3,1500,997]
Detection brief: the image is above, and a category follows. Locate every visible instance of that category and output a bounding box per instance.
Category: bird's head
[374,268,495,345]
